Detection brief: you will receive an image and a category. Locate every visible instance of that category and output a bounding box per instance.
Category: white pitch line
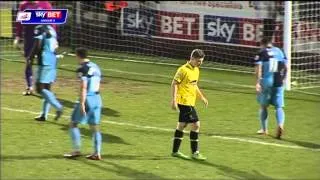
[2,107,320,152]
[210,135,319,151]
[59,64,255,89]
[3,58,320,91]
[0,58,252,88]
[292,89,320,96]
[66,53,255,74]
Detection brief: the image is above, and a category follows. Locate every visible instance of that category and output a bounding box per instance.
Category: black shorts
[178,104,199,123]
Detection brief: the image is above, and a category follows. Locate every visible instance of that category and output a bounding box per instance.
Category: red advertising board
[156,11,199,40]
[238,18,283,47]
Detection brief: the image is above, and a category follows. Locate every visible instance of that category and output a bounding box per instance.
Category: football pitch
[1,52,320,179]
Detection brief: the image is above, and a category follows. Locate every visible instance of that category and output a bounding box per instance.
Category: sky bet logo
[204,15,239,44]
[17,9,68,24]
[35,11,62,18]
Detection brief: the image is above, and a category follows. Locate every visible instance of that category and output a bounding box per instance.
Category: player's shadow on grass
[82,160,169,180]
[46,121,130,145]
[2,154,170,162]
[190,160,275,180]
[31,93,120,117]
[2,155,169,179]
[271,136,320,150]
[101,154,172,161]
[1,154,63,162]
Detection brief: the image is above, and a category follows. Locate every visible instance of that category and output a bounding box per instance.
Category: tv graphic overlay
[16,12,32,21]
[16,9,68,24]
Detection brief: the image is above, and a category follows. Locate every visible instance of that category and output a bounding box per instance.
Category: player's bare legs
[171,122,190,160]
[257,105,269,135]
[85,125,102,160]
[177,122,187,131]
[190,121,206,160]
[64,122,82,158]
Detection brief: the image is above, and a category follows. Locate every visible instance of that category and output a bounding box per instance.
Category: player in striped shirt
[64,48,103,160]
[254,38,288,139]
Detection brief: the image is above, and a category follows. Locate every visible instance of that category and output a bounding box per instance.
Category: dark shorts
[178,104,199,123]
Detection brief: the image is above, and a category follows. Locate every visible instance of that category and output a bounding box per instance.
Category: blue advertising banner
[203,15,239,44]
[122,8,156,36]
[16,9,68,24]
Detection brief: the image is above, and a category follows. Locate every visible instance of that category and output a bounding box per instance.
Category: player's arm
[281,50,289,84]
[28,25,47,64]
[77,65,90,115]
[283,64,288,85]
[171,68,185,111]
[26,38,42,65]
[196,85,208,107]
[80,79,88,115]
[254,53,262,93]
[171,79,179,111]
[255,64,262,93]
[255,64,262,83]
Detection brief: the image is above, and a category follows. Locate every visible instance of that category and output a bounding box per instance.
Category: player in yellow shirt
[171,49,208,161]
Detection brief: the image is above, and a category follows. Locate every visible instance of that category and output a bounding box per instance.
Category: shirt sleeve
[34,26,45,40]
[280,49,288,65]
[77,65,91,82]
[173,67,186,83]
[254,50,263,65]
[34,34,44,40]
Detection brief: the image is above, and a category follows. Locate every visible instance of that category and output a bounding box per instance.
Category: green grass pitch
[1,51,320,179]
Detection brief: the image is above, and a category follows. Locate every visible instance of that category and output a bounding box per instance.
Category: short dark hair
[75,47,88,59]
[260,37,272,46]
[190,49,205,59]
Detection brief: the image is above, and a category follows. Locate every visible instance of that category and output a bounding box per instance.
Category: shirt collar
[186,62,195,69]
[82,59,90,63]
